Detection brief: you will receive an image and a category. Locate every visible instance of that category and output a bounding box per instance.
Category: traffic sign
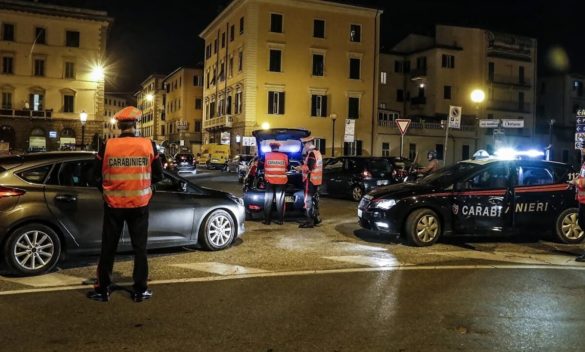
[502,119,524,128]
[576,133,585,150]
[479,119,500,128]
[344,119,356,143]
[395,119,411,135]
[448,106,462,129]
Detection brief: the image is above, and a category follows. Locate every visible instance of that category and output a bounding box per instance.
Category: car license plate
[377,180,389,186]
[285,196,295,203]
[181,162,188,166]
[357,209,363,217]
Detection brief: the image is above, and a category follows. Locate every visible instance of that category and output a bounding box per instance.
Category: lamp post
[547,119,555,161]
[80,110,87,150]
[330,113,337,157]
[470,89,486,153]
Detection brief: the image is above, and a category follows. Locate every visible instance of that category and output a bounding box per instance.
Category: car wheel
[3,223,61,276]
[351,185,364,202]
[555,208,585,244]
[405,208,441,247]
[200,210,236,251]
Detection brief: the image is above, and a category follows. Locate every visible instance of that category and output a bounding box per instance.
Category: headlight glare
[374,199,396,210]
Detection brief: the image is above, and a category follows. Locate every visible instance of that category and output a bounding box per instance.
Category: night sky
[38,0,583,93]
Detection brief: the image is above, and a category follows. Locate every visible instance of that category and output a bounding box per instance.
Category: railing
[0,108,53,119]
[488,75,531,87]
[378,119,475,132]
[488,100,531,113]
[409,67,427,78]
[202,115,233,130]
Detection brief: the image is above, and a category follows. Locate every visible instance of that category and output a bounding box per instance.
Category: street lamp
[470,89,486,152]
[90,64,105,81]
[261,122,270,130]
[80,110,88,149]
[330,113,337,156]
[547,119,556,161]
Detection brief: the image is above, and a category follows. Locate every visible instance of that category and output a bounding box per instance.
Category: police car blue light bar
[494,148,545,160]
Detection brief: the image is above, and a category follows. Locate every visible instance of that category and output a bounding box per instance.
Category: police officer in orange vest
[263,142,288,225]
[573,156,585,262]
[87,106,163,302]
[296,136,323,228]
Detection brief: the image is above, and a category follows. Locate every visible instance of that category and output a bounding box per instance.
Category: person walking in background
[87,106,163,302]
[263,142,288,225]
[296,136,323,228]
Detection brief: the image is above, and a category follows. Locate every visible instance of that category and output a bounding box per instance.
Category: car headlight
[373,199,397,210]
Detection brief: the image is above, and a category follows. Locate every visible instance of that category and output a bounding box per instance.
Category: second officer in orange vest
[87,106,163,302]
[296,136,323,228]
[263,142,289,225]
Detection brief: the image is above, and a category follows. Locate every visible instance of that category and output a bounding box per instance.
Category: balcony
[409,67,427,80]
[410,96,426,105]
[203,115,233,130]
[487,100,531,113]
[488,75,531,88]
[0,108,53,119]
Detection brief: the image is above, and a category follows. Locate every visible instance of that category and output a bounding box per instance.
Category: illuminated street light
[90,65,105,81]
[80,110,88,149]
[146,93,154,102]
[470,89,486,104]
[261,122,270,130]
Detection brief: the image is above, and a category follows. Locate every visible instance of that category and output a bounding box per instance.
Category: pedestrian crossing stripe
[323,255,409,267]
[1,273,84,287]
[431,250,576,266]
[171,262,269,275]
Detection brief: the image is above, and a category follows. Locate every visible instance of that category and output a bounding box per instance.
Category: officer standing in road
[87,106,163,302]
[296,136,323,228]
[573,153,585,262]
[419,150,440,175]
[263,142,288,225]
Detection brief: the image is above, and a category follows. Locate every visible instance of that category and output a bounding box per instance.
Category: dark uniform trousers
[579,204,585,230]
[264,183,285,222]
[304,182,320,225]
[97,204,149,292]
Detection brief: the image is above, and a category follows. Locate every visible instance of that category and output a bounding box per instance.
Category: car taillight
[0,186,25,199]
[362,170,372,179]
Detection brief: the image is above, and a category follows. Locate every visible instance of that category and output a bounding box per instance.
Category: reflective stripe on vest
[265,152,288,185]
[102,137,154,208]
[304,150,323,186]
[577,164,585,204]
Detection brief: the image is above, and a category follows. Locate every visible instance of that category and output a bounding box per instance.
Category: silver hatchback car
[0,152,245,276]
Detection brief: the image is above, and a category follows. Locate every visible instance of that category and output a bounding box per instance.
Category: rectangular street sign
[479,119,500,128]
[448,105,462,129]
[502,119,524,128]
[344,119,355,143]
[576,132,585,150]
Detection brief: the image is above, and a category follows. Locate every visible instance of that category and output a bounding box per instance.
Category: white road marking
[3,264,585,296]
[323,255,408,267]
[432,250,576,266]
[1,273,85,287]
[171,262,269,275]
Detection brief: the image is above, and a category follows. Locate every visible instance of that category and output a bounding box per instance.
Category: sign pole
[400,134,404,158]
[443,123,449,166]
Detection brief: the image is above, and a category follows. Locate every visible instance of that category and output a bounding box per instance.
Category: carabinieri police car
[357,158,583,246]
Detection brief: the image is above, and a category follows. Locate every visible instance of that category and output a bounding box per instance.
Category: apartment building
[162,66,204,154]
[200,0,381,156]
[378,25,537,164]
[102,94,129,140]
[0,0,111,152]
[536,73,585,166]
[135,74,165,142]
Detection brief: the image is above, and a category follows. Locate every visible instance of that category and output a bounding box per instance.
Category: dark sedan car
[320,157,392,201]
[0,152,245,276]
[358,158,582,246]
[174,152,197,175]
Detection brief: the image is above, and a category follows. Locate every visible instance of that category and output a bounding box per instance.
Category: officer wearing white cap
[87,106,163,302]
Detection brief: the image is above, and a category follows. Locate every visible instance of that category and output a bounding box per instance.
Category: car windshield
[418,162,484,187]
[367,159,391,173]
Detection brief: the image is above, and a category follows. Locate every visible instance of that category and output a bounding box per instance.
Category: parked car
[243,129,318,221]
[174,152,197,175]
[226,154,254,174]
[320,157,392,201]
[0,151,245,276]
[358,158,582,246]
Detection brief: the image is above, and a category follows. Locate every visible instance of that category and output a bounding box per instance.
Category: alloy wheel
[207,213,233,248]
[415,215,439,243]
[561,212,584,241]
[13,230,55,271]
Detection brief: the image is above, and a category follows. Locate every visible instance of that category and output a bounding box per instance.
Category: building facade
[102,94,128,140]
[135,74,165,143]
[536,73,585,166]
[0,0,111,152]
[200,0,381,156]
[162,66,204,155]
[378,25,537,164]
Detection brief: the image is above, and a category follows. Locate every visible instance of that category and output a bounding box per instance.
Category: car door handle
[55,195,77,203]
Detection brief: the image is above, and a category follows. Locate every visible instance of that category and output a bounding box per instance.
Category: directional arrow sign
[395,119,411,135]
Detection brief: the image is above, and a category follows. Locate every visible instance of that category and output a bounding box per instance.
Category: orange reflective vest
[102,137,155,208]
[264,152,288,185]
[302,150,323,186]
[577,163,585,204]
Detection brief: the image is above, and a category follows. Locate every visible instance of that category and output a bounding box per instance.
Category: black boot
[576,254,585,262]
